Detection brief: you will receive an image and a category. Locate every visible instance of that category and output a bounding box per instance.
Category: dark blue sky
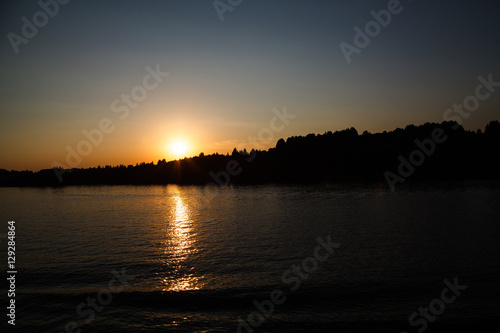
[1,0,499,170]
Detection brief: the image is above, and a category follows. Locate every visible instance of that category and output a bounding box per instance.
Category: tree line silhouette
[1,120,499,187]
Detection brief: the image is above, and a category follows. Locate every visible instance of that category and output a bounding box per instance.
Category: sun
[169,140,188,159]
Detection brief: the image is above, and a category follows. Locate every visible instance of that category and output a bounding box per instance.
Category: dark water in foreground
[1,182,499,332]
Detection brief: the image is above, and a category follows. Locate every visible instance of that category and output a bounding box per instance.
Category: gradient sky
[1,0,499,171]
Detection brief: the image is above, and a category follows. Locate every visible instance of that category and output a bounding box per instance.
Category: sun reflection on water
[162,187,203,291]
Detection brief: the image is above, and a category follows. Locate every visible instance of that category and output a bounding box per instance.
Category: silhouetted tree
[1,120,499,187]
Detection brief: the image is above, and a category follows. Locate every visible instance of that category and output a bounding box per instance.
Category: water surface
[0,183,499,332]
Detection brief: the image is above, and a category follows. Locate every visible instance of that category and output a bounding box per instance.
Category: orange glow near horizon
[170,140,188,157]
[167,139,191,160]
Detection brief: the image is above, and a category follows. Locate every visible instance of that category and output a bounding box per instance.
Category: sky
[1,0,499,171]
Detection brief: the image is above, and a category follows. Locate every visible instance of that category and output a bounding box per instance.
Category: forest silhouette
[1,120,499,187]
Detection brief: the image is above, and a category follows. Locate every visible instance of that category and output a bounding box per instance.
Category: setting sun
[169,140,189,159]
